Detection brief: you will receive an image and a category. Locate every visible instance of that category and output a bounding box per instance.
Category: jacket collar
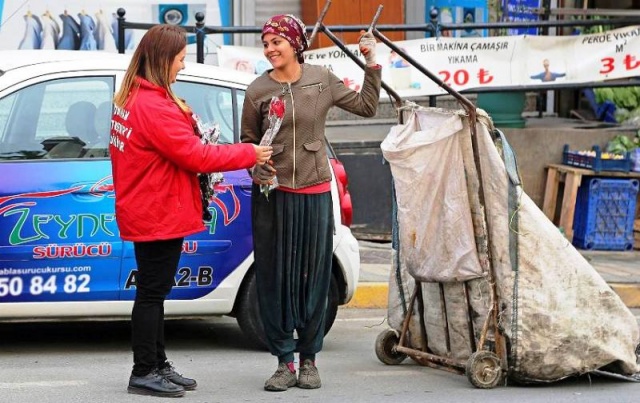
[135,76,168,97]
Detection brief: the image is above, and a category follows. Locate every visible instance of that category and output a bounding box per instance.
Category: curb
[345,282,388,309]
[346,282,640,309]
[610,283,640,309]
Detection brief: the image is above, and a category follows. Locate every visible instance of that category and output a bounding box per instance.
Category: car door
[0,73,121,302]
[118,79,255,302]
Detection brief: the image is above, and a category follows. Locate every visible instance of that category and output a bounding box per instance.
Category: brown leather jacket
[241,63,381,189]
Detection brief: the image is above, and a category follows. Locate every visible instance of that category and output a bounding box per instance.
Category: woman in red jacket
[110,24,272,398]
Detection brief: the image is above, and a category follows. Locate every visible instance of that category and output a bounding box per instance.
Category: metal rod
[116,8,126,54]
[308,0,332,47]
[395,346,467,372]
[321,25,403,109]
[372,28,475,116]
[195,12,205,64]
[368,5,384,33]
[397,286,420,349]
[546,7,640,17]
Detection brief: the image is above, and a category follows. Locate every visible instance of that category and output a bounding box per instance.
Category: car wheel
[236,269,340,350]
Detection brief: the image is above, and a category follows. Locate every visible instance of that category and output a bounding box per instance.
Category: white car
[0,50,360,348]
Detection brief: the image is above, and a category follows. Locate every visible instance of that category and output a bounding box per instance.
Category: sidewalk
[347,240,640,309]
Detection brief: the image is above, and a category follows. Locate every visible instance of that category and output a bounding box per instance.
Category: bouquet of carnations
[258,96,286,198]
[193,114,223,221]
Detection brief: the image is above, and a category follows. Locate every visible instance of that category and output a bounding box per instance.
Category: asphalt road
[1,308,639,403]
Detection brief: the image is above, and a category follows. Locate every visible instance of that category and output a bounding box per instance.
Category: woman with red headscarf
[241,14,381,392]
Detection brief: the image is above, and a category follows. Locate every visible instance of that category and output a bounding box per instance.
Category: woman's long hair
[114,24,188,111]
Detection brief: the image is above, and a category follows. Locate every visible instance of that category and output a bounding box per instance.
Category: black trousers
[252,186,333,363]
[131,238,183,377]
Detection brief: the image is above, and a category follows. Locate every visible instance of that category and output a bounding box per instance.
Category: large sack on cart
[381,105,639,383]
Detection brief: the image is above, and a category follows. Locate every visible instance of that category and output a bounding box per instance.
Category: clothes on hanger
[18,13,42,49]
[78,12,97,50]
[40,11,61,49]
[94,10,117,51]
[59,12,81,50]
[111,12,134,50]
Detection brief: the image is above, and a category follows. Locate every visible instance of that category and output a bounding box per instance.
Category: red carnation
[269,97,286,119]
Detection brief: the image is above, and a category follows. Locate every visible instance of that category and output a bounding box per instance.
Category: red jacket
[110,77,255,242]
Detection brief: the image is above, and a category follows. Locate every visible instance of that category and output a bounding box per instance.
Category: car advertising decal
[1,166,252,303]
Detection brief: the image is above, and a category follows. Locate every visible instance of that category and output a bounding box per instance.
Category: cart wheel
[375,329,407,365]
[466,351,503,389]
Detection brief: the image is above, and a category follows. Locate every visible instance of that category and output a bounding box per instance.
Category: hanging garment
[40,13,61,49]
[58,13,81,50]
[18,14,42,50]
[78,13,97,50]
[111,12,134,50]
[94,11,117,51]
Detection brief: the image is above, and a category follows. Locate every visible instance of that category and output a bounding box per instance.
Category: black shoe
[158,363,197,391]
[128,370,186,398]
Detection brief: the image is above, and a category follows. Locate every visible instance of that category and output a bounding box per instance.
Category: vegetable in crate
[607,134,637,155]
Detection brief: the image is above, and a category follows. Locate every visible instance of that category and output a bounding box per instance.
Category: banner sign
[218,25,640,98]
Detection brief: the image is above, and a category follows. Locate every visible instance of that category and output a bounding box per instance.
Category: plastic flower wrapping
[258,96,286,198]
[193,114,223,221]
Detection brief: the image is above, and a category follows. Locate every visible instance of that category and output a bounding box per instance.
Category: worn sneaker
[158,363,197,391]
[297,359,321,389]
[128,369,186,397]
[264,363,297,391]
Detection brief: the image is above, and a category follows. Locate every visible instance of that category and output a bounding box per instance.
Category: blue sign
[502,0,541,36]
[427,0,488,38]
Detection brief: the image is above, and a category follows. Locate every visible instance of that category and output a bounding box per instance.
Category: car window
[0,76,114,161]
[173,81,235,144]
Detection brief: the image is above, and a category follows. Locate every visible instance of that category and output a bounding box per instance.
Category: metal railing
[116,7,640,106]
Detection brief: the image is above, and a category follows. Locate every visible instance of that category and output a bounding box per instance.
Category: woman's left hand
[358,31,377,67]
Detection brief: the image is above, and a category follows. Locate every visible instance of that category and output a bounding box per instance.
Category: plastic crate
[562,144,631,173]
[572,178,639,250]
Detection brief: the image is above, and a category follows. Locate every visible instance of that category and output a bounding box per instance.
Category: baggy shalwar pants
[251,185,333,363]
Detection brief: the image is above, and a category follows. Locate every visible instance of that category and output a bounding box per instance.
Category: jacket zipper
[300,83,323,92]
[289,82,296,187]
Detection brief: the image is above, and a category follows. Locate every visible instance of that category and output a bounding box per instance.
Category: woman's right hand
[253,145,273,165]
[252,160,276,185]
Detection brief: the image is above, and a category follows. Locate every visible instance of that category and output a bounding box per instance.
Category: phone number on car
[0,274,90,297]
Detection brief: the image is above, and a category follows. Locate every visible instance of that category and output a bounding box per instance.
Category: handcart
[317,2,639,388]
[371,29,506,389]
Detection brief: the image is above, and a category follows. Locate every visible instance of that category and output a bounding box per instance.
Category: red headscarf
[262,14,308,64]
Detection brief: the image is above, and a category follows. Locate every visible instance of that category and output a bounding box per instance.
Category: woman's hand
[253,145,273,165]
[252,160,276,185]
[358,31,377,67]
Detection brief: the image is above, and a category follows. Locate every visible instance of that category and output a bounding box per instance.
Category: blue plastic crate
[562,144,631,173]
[572,178,639,250]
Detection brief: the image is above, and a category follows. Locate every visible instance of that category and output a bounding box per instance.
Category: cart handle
[372,28,476,122]
[368,5,384,33]
[308,0,332,47]
[321,24,403,110]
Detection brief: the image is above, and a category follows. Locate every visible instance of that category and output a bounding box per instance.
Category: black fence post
[428,8,439,107]
[117,8,126,54]
[195,12,205,64]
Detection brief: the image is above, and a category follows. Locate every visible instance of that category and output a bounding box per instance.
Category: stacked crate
[572,178,639,251]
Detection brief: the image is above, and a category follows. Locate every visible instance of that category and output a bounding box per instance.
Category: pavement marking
[346,282,388,309]
[610,283,640,308]
[349,282,640,309]
[0,380,88,389]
